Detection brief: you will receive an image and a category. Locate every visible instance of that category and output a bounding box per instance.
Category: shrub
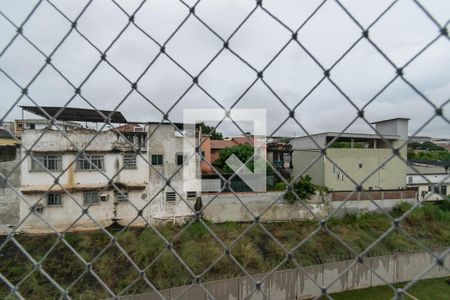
[284,175,316,204]
[391,202,413,218]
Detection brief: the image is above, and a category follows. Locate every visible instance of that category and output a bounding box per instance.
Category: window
[76,154,104,171]
[187,191,197,199]
[151,154,163,165]
[47,193,62,206]
[428,185,432,192]
[165,192,176,202]
[84,191,100,205]
[358,163,363,169]
[408,176,413,184]
[31,154,62,171]
[123,153,137,169]
[176,153,184,165]
[115,190,129,202]
[440,185,447,196]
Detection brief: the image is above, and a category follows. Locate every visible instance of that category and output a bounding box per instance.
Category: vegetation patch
[0,202,449,299]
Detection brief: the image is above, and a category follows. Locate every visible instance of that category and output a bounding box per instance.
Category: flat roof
[293,132,400,141]
[371,117,410,124]
[20,106,127,123]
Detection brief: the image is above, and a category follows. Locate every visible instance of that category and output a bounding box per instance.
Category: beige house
[407,160,449,201]
[291,118,409,191]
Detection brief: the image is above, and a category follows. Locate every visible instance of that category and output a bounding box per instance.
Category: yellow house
[291,118,409,191]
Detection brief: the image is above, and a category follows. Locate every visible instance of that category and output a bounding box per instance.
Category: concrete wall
[0,148,21,226]
[201,192,327,223]
[292,150,324,186]
[114,249,450,300]
[324,147,407,191]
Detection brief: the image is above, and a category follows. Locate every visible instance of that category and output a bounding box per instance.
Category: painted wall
[292,150,324,186]
[293,146,407,191]
[324,147,407,191]
[114,249,450,300]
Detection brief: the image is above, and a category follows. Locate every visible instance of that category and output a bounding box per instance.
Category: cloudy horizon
[0,0,449,138]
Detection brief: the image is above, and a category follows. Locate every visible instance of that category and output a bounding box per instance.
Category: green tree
[215,144,275,176]
[283,175,316,204]
[215,144,254,173]
[408,150,450,161]
[201,123,223,140]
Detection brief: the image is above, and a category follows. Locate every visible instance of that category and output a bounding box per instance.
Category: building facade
[1,122,200,232]
[291,118,409,191]
[407,161,450,201]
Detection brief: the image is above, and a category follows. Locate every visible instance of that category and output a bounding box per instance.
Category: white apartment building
[5,122,200,233]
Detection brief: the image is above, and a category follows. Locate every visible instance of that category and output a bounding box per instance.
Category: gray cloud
[0,0,448,138]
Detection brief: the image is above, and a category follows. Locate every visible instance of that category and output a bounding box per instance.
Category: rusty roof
[20,106,128,123]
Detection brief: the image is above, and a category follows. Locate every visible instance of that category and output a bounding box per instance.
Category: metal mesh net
[0,0,449,299]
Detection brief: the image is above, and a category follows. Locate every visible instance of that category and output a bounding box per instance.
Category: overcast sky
[0,0,449,138]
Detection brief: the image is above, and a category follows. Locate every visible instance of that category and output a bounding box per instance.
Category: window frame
[151,154,163,166]
[114,190,129,202]
[83,191,100,205]
[123,153,137,169]
[176,153,184,166]
[47,193,62,206]
[30,153,63,172]
[440,185,447,196]
[76,154,105,171]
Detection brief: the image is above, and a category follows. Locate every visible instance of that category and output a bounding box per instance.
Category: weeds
[0,202,448,299]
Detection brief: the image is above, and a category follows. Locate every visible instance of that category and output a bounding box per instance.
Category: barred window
[47,193,62,206]
[76,154,104,171]
[115,190,129,202]
[84,191,100,205]
[31,154,62,171]
[151,154,163,165]
[123,153,137,169]
[165,191,176,202]
[440,185,447,195]
[176,153,184,165]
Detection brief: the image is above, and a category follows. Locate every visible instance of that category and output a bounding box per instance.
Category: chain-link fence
[0,0,449,299]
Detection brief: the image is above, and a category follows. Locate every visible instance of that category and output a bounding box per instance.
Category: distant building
[407,160,450,201]
[266,139,292,178]
[291,118,409,191]
[200,135,254,174]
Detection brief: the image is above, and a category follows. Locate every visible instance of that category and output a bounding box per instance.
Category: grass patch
[331,277,450,300]
[0,202,449,299]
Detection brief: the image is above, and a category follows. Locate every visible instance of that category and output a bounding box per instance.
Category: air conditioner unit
[100,194,109,202]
